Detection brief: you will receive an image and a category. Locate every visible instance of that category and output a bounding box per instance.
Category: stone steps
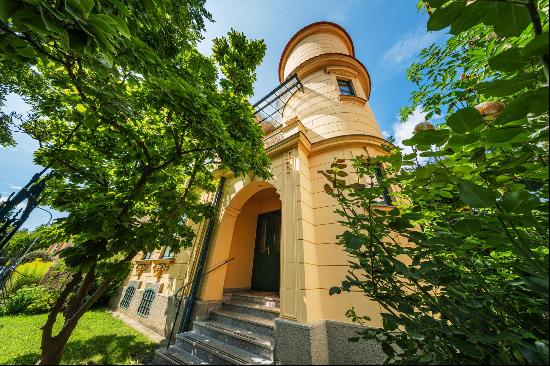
[153,292,279,365]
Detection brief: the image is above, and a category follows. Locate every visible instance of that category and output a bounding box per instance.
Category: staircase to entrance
[154,292,279,365]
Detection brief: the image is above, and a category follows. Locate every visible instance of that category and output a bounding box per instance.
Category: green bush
[40,259,71,292]
[9,259,53,295]
[5,285,56,315]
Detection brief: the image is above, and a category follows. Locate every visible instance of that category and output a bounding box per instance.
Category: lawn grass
[0,309,158,365]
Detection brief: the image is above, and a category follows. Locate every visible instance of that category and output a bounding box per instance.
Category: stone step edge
[154,347,207,365]
[194,320,274,351]
[211,309,275,329]
[222,300,280,314]
[232,293,280,302]
[178,332,272,365]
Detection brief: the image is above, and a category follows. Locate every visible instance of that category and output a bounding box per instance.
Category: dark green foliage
[327,0,549,364]
[4,285,56,315]
[0,1,269,363]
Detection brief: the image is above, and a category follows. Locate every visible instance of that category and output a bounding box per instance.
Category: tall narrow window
[120,286,135,309]
[337,79,355,96]
[162,246,174,258]
[142,252,152,260]
[137,289,155,317]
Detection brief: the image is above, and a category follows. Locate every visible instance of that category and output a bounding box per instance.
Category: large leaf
[482,127,523,143]
[427,2,464,31]
[492,4,530,37]
[458,180,499,208]
[496,87,549,123]
[501,190,540,213]
[446,107,482,133]
[478,78,531,97]
[402,129,450,147]
[521,32,550,57]
[450,3,487,35]
[446,133,480,147]
[454,218,483,236]
[489,48,530,73]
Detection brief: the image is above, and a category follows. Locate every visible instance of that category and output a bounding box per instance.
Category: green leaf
[458,180,499,208]
[402,129,449,147]
[454,218,482,236]
[427,2,464,31]
[447,133,480,147]
[329,286,341,295]
[446,107,482,133]
[109,14,131,39]
[501,190,540,213]
[342,231,362,250]
[521,32,549,57]
[468,146,485,162]
[450,3,486,35]
[489,48,530,73]
[0,0,19,22]
[482,127,523,143]
[492,4,530,37]
[478,78,531,97]
[496,88,549,123]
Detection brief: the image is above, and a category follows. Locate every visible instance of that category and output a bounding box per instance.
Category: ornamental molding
[325,65,358,79]
[135,263,150,278]
[153,263,170,278]
[339,94,367,107]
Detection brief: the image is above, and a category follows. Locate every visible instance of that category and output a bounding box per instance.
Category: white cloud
[382,27,439,69]
[390,106,428,155]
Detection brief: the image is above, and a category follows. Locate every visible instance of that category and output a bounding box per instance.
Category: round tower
[279,21,383,141]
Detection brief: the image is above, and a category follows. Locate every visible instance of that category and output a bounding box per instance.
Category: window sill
[339,94,367,107]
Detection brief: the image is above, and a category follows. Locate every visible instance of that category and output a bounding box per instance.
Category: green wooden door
[251,210,281,292]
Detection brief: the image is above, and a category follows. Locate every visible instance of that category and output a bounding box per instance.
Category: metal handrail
[165,256,235,349]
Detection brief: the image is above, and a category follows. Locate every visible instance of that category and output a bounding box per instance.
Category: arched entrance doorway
[199,181,282,302]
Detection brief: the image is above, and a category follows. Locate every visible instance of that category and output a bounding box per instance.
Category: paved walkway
[108,309,166,344]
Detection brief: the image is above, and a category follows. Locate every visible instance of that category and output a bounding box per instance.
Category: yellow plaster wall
[283,33,350,79]
[224,188,282,290]
[284,70,383,143]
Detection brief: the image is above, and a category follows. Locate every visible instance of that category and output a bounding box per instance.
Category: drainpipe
[179,176,226,332]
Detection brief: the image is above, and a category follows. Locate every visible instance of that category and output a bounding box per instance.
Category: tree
[325,0,548,364]
[0,0,270,364]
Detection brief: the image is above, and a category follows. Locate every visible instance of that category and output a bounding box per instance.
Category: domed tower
[279,21,383,141]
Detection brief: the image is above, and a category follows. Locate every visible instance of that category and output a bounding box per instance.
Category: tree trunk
[36,325,76,365]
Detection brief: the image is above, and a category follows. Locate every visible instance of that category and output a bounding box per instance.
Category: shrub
[19,250,54,264]
[5,285,56,315]
[9,259,53,295]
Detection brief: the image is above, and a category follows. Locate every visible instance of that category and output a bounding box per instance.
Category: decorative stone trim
[338,94,367,107]
[134,263,150,277]
[263,129,285,149]
[325,65,358,79]
[153,262,170,279]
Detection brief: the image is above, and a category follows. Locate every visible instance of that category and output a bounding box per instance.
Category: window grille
[162,246,174,258]
[337,79,355,96]
[137,289,155,317]
[120,286,135,309]
[142,251,152,260]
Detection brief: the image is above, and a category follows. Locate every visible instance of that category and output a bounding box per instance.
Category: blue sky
[0,0,440,229]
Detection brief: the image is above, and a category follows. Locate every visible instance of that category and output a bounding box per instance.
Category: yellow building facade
[113,22,390,365]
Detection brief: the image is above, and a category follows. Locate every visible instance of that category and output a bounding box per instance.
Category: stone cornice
[338,94,367,107]
[309,134,393,157]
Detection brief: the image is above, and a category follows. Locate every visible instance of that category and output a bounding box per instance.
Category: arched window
[120,286,135,309]
[137,289,155,317]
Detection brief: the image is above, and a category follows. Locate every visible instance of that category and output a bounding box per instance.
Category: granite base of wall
[109,283,184,339]
[189,299,222,327]
[274,318,386,365]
